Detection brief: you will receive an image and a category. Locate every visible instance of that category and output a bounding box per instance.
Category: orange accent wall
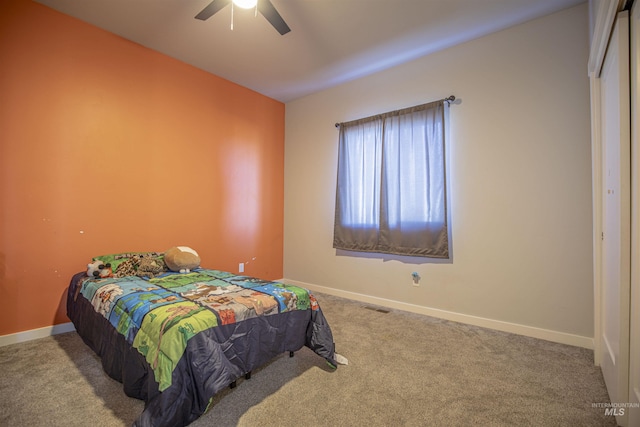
[0,0,285,336]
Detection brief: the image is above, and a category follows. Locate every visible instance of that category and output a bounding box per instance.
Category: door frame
[589,0,627,368]
[628,1,640,424]
[599,12,631,427]
[590,3,636,426]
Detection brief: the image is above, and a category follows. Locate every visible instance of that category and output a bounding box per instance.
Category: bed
[66,252,338,427]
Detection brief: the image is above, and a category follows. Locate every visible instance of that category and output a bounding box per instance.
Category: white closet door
[600,10,631,427]
[629,2,640,425]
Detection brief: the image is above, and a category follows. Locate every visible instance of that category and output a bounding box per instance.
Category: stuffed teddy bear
[87,260,113,278]
[164,246,201,273]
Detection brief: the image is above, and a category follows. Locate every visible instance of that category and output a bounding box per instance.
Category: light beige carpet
[0,292,617,426]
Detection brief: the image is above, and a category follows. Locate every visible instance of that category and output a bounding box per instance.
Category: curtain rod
[334,95,456,128]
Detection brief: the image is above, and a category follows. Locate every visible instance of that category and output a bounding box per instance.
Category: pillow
[92,251,164,271]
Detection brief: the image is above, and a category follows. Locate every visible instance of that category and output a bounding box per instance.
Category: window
[333,99,450,258]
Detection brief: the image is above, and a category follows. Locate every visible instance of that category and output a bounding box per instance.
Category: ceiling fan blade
[257,0,291,35]
[195,0,231,21]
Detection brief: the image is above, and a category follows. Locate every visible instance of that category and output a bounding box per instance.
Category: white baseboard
[0,322,76,348]
[282,278,595,350]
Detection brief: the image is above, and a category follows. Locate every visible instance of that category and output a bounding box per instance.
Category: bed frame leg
[229,381,237,389]
[289,351,294,358]
[245,372,251,380]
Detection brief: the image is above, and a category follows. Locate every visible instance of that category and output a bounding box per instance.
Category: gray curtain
[333,100,449,258]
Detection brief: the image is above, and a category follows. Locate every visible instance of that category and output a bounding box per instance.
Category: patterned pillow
[92,252,164,271]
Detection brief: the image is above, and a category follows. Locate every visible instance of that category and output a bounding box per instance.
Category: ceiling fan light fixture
[232,0,257,9]
[196,0,290,35]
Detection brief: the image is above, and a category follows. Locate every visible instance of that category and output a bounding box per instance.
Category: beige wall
[283,4,593,345]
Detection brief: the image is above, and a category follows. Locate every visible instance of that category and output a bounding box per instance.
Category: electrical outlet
[239,263,244,273]
[411,272,421,287]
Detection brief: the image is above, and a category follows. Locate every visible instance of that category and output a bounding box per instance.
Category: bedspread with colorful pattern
[76,269,323,392]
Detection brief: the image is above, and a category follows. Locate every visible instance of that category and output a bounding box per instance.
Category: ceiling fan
[195,0,291,35]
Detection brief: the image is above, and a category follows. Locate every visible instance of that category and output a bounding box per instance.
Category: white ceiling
[34,0,586,103]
